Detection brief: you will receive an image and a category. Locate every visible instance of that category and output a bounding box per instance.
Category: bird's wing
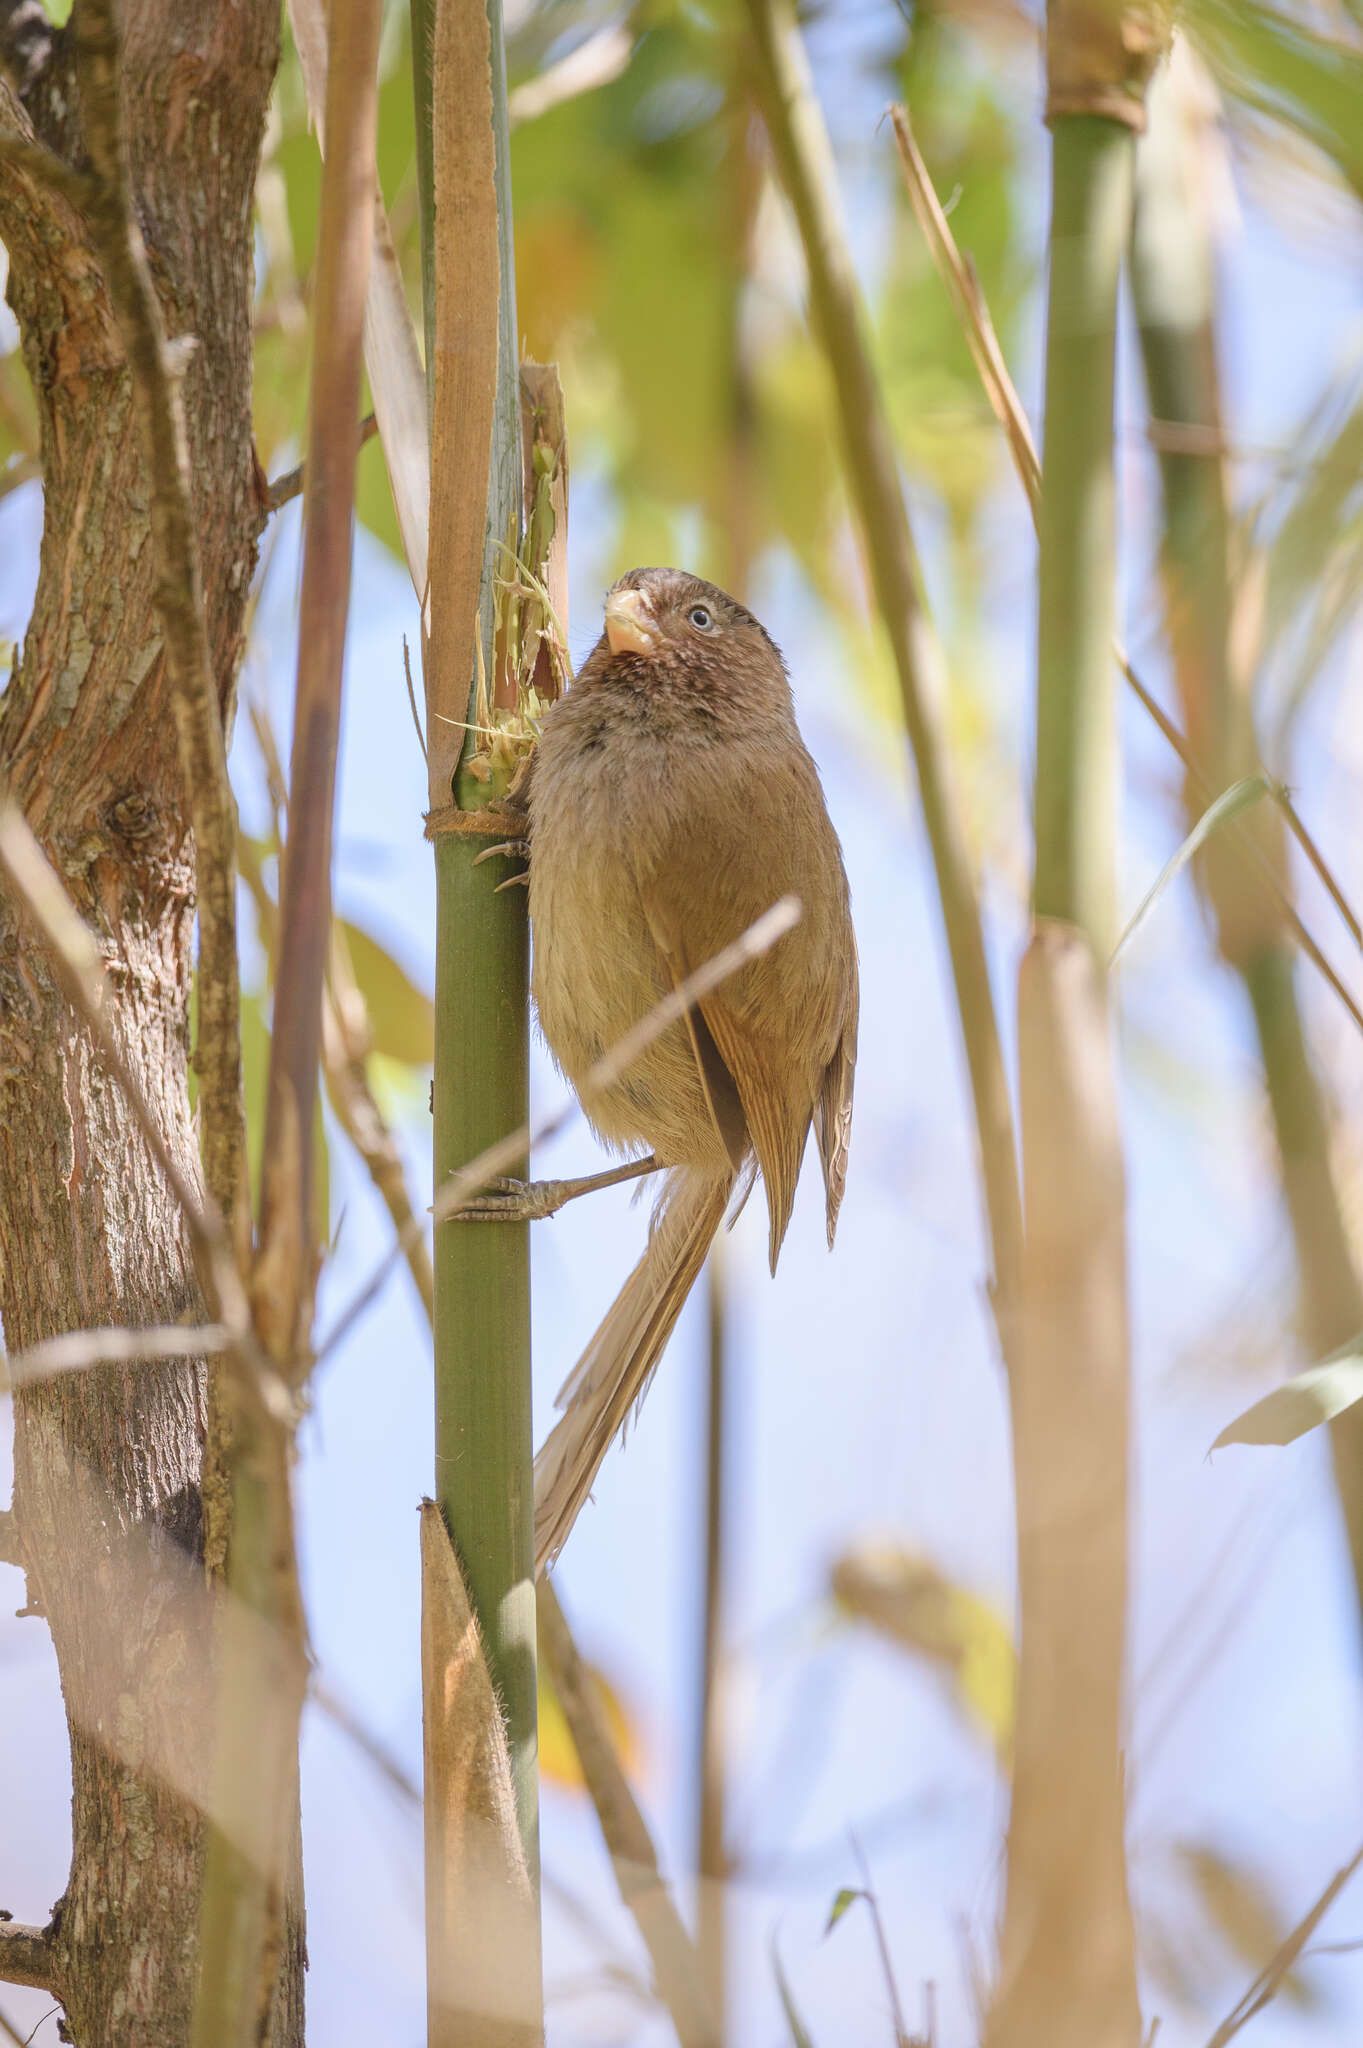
[815,934,858,1246]
[664,957,748,1172]
[640,876,807,1273]
[635,752,847,1273]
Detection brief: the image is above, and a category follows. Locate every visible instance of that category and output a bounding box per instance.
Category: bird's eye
[688,605,714,630]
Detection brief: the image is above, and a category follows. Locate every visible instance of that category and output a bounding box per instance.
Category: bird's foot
[450,1175,581,1224]
[474,838,531,891]
[449,1155,661,1224]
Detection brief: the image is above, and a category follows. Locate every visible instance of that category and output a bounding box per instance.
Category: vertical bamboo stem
[988,19,1152,2033]
[742,0,1021,1330]
[431,838,535,1832]
[1131,60,1363,1626]
[411,0,541,2027]
[1031,118,1132,951]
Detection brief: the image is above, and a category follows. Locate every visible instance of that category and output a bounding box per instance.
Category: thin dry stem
[237,760,435,1325]
[267,412,377,513]
[321,940,435,1322]
[314,895,803,1366]
[195,5,383,2040]
[256,0,382,1366]
[890,109,1040,503]
[1205,1842,1363,2047]
[538,1581,721,2048]
[6,1322,230,1386]
[1278,785,1363,955]
[506,25,632,127]
[891,101,1363,1039]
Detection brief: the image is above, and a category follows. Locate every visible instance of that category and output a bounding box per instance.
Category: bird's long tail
[534,1167,734,1572]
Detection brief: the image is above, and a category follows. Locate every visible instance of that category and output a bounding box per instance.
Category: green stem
[432,830,537,1855]
[987,85,1142,2048]
[743,0,1021,1327]
[1131,65,1363,1635]
[411,0,540,1909]
[1033,115,1133,948]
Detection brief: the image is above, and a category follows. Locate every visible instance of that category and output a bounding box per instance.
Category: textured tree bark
[0,7,300,2041]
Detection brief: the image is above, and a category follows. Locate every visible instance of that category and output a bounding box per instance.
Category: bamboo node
[1045,0,1171,131]
[424,803,528,841]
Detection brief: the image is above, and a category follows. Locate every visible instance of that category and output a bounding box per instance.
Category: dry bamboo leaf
[832,1542,1015,1761]
[363,204,431,599]
[419,1502,539,2048]
[285,0,431,599]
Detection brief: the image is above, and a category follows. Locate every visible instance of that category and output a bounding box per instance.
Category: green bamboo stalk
[986,12,1156,2035]
[411,0,540,1968]
[742,0,1022,1330]
[1032,117,1133,951]
[1131,60,1363,1619]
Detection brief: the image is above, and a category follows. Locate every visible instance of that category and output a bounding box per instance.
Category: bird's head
[587,567,791,716]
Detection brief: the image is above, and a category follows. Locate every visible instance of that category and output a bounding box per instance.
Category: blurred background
[5,0,1363,2041]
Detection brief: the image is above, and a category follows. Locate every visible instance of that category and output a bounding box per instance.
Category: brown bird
[482,567,857,1570]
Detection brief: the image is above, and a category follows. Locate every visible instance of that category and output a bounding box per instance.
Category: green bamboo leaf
[771,1935,819,2048]
[1110,776,1269,969]
[824,1886,866,1937]
[1211,1338,1363,1450]
[339,917,434,1068]
[1182,0,1363,201]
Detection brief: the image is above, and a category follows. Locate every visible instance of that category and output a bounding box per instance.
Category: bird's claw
[473,838,530,866]
[450,1175,567,1224]
[473,839,531,894]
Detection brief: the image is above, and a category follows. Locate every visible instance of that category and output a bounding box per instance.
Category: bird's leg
[449,1154,661,1223]
[473,838,531,891]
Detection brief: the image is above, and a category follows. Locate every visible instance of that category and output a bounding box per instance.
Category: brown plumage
[529,567,858,1569]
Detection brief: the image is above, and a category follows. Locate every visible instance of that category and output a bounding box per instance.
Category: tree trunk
[0,8,299,2040]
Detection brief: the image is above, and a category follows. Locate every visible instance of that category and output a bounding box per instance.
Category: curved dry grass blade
[772,1934,819,2048]
[1204,1842,1363,2046]
[1110,777,1270,968]
[538,1581,720,2048]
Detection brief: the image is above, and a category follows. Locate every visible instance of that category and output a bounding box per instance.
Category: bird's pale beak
[604,587,659,658]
